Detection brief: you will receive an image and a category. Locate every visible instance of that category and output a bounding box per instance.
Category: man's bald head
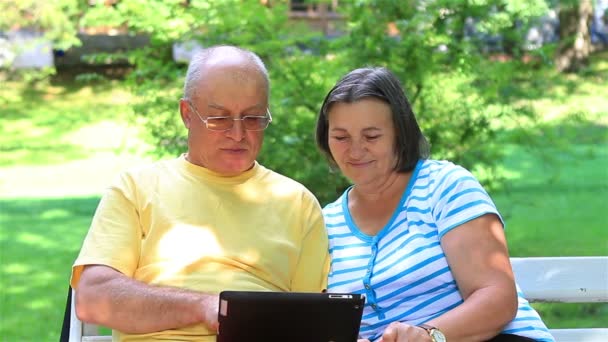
[183,45,269,101]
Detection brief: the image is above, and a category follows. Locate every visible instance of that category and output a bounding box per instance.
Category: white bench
[67,256,608,341]
[67,295,110,342]
[510,256,608,341]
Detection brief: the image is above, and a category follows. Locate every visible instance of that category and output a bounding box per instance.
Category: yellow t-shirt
[71,155,329,341]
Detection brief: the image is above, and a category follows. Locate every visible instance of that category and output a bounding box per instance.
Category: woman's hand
[378,322,431,342]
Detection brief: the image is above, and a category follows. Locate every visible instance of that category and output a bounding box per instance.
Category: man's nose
[226,118,245,141]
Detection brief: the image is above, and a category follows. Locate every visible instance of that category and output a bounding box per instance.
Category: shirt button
[364,284,371,290]
[371,304,377,309]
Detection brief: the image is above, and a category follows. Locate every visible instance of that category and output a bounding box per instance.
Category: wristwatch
[418,323,447,342]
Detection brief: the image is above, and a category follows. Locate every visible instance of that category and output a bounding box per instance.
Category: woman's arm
[75,265,219,334]
[426,213,518,341]
[379,214,516,342]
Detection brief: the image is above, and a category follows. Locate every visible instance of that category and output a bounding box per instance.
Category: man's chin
[218,161,255,176]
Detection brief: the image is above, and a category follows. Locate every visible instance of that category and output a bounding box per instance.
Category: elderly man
[71,45,329,341]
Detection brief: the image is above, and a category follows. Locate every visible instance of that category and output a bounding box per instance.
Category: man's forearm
[75,266,218,334]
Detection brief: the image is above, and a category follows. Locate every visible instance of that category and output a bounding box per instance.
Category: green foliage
[100,0,552,204]
[262,51,353,202]
[2,0,559,203]
[0,0,83,50]
[79,2,126,29]
[108,0,352,203]
[329,0,550,191]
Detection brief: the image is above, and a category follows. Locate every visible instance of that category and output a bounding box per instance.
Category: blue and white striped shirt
[324,159,554,342]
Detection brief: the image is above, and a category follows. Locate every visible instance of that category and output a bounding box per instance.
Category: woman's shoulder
[321,189,350,216]
[420,159,472,179]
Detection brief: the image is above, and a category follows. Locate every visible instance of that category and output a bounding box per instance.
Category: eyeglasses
[187,100,272,131]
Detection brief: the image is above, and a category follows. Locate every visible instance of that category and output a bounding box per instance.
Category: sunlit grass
[0,197,100,340]
[495,144,608,253]
[0,79,148,168]
[0,79,152,198]
[492,124,608,328]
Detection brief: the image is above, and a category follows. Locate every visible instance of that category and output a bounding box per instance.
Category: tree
[329,0,550,190]
[555,0,594,72]
[2,0,553,204]
[0,0,82,51]
[90,0,552,203]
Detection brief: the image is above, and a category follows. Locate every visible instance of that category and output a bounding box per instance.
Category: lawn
[0,78,151,339]
[0,197,100,340]
[0,53,607,339]
[489,52,608,328]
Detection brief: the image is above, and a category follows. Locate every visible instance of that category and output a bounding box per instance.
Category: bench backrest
[511,256,608,342]
[511,256,608,303]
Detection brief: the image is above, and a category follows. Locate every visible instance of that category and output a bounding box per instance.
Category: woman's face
[327,98,398,186]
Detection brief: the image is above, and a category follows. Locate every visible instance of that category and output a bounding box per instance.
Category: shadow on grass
[506,113,607,145]
[19,71,123,99]
[0,196,100,340]
[472,50,608,105]
[491,103,608,195]
[0,78,135,167]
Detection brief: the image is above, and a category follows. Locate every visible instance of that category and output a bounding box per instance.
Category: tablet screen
[217,291,365,342]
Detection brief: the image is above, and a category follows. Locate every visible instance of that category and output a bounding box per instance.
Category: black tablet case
[217,291,365,342]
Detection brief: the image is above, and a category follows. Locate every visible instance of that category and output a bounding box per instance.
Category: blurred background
[0,0,607,340]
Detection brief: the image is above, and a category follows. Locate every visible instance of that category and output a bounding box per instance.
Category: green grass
[0,197,100,340]
[0,79,151,198]
[0,80,137,167]
[0,53,607,339]
[496,144,608,257]
[493,144,608,328]
[488,52,608,328]
[492,52,608,259]
[0,78,151,339]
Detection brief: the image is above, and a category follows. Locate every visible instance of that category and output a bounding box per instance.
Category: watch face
[431,328,447,342]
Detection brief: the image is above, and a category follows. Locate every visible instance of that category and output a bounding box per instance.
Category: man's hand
[200,294,219,331]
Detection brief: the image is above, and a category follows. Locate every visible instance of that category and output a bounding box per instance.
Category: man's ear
[179,99,191,129]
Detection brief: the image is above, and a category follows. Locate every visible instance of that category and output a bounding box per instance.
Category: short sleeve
[289,191,330,292]
[70,174,142,288]
[431,165,503,239]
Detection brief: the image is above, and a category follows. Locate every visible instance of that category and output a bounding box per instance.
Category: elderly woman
[315,67,554,342]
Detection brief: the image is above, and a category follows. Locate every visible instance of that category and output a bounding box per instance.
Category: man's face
[181,64,268,176]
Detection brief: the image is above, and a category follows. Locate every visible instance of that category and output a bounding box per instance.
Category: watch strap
[418,323,435,332]
[418,323,441,342]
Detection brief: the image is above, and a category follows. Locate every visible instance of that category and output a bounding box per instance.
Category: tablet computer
[217,291,365,342]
